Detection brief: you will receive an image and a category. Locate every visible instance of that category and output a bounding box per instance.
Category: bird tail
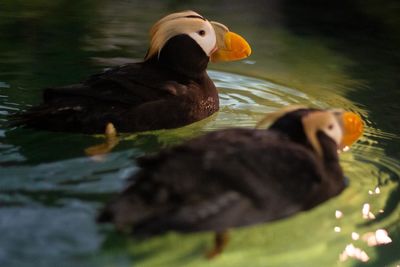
[9,105,77,132]
[97,173,161,232]
[8,85,93,132]
[9,105,51,128]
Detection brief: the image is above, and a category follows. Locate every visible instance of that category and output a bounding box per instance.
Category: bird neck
[144,34,210,80]
[316,131,345,185]
[304,131,345,209]
[316,131,340,163]
[269,117,309,145]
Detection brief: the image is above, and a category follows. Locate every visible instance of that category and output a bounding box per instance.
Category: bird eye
[197,30,206,36]
[328,124,334,130]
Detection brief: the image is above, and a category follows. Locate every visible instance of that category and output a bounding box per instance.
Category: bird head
[144,11,251,63]
[256,106,364,157]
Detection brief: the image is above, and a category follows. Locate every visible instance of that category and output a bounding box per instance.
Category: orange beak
[340,112,364,149]
[210,31,251,62]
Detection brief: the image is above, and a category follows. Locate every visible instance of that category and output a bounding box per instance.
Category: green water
[0,1,399,266]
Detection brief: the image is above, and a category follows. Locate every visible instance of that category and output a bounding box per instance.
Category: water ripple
[210,70,317,112]
[205,70,347,129]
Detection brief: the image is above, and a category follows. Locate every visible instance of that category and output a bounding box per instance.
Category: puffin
[97,106,364,257]
[12,11,251,134]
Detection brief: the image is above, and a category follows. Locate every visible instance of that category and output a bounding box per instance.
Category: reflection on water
[0,1,399,267]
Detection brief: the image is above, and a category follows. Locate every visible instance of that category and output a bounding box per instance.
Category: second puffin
[98,106,364,257]
[13,10,251,133]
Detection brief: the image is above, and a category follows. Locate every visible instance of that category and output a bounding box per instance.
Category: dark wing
[99,129,333,234]
[11,63,187,133]
[42,63,184,105]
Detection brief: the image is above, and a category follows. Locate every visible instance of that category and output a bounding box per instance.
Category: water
[0,1,399,266]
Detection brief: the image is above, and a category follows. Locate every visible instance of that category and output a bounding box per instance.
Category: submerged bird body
[13,11,251,133]
[98,107,364,235]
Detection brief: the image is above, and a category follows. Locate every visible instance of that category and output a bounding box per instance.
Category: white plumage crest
[145,11,218,60]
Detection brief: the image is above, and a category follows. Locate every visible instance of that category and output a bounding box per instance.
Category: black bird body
[14,36,218,133]
[12,11,251,134]
[98,108,359,235]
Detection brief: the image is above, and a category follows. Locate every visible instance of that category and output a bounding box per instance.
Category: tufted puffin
[97,106,364,257]
[12,11,251,134]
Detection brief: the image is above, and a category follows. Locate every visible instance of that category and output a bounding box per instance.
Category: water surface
[0,1,399,267]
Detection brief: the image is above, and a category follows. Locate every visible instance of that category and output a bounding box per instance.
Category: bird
[97,106,364,257]
[11,10,251,134]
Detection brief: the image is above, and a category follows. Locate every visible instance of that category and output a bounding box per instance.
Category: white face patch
[186,21,217,56]
[320,115,343,146]
[145,11,218,60]
[302,111,344,157]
